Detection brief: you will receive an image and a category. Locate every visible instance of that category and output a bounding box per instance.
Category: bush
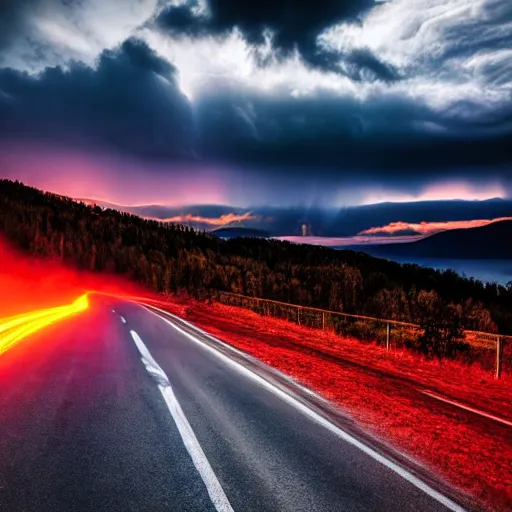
[345,320,376,341]
[392,327,420,350]
[416,291,469,359]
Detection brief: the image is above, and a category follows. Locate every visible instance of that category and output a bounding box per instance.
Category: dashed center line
[120,316,127,324]
[129,330,234,512]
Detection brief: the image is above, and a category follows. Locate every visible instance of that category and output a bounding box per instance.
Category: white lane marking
[112,309,116,313]
[142,304,331,406]
[146,306,466,512]
[129,330,234,512]
[120,316,127,324]
[420,390,512,428]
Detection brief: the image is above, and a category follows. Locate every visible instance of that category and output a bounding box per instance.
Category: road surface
[0,295,472,512]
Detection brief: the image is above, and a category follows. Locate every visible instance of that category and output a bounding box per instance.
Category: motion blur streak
[0,294,88,355]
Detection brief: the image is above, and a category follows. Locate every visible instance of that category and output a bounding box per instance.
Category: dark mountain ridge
[366,220,512,259]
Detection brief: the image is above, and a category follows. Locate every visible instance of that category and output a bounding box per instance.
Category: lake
[276,236,512,285]
[374,256,512,285]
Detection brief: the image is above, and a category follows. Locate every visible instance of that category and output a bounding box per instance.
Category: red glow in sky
[2,139,508,209]
[0,141,228,206]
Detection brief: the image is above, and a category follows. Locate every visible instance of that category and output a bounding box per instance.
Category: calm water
[279,237,512,285]
[382,257,512,285]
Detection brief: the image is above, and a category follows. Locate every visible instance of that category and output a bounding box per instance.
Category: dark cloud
[2,41,511,180]
[0,39,195,159]
[343,49,400,82]
[193,86,512,176]
[158,0,371,44]
[158,3,208,37]
[156,0,398,81]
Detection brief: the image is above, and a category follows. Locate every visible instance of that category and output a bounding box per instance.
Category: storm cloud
[193,85,512,175]
[0,0,511,204]
[156,0,398,80]
[0,39,194,159]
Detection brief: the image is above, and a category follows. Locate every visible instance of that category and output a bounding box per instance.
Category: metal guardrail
[214,291,511,379]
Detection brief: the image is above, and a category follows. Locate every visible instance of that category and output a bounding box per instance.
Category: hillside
[1,179,512,333]
[368,220,512,259]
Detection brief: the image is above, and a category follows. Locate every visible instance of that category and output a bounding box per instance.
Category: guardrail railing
[213,291,510,379]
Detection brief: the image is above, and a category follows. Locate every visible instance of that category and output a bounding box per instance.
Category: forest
[1,179,511,349]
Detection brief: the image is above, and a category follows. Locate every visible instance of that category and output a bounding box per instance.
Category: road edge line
[146,305,467,512]
[420,390,512,428]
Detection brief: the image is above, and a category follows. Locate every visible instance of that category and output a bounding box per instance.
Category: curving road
[0,295,473,512]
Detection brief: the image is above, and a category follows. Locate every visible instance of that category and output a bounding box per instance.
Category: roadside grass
[155,297,512,511]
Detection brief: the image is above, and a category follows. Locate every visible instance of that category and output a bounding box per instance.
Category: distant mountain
[76,196,512,237]
[211,227,270,239]
[363,220,512,259]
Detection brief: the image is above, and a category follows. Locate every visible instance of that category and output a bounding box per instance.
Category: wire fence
[213,291,511,378]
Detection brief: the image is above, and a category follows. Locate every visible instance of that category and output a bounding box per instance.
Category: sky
[0,0,511,216]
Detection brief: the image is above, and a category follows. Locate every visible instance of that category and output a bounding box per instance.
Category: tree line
[2,179,511,355]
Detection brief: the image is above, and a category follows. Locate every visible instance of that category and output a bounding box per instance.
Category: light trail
[0,294,89,355]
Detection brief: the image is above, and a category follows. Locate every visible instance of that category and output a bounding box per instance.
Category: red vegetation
[1,237,510,509]
[157,297,512,511]
[0,238,152,318]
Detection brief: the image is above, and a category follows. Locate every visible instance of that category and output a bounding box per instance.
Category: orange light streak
[0,294,89,356]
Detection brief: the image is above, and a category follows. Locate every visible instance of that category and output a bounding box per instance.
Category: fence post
[322,312,325,330]
[386,322,390,351]
[297,307,301,326]
[496,336,503,379]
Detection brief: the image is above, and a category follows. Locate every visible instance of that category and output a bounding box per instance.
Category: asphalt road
[0,296,472,512]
